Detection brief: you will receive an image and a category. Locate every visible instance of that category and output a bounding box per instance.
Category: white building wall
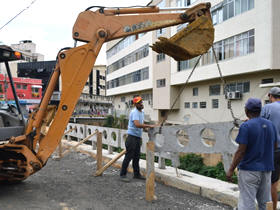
[106,0,280,124]
[167,71,280,124]
[171,0,274,86]
[107,32,153,96]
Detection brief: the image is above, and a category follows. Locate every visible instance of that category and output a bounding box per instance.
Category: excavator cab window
[0,45,25,142]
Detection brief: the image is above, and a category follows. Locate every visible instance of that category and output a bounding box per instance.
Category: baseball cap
[245,98,262,112]
[269,87,280,96]
[133,96,142,104]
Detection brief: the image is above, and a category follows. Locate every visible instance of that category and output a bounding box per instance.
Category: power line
[0,0,37,32]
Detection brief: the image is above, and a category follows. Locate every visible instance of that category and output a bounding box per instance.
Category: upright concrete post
[146,141,156,201]
[92,141,96,150]
[108,145,113,154]
[158,155,166,169]
[96,131,103,172]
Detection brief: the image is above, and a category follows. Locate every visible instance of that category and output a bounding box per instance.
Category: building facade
[0,73,42,108]
[106,0,280,124]
[74,64,112,117]
[0,40,44,77]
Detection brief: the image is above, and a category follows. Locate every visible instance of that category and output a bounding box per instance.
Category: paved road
[0,152,232,210]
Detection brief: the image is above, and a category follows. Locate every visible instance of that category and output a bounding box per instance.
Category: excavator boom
[0,3,214,181]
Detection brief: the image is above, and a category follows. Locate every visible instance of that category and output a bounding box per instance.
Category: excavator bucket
[151,15,214,61]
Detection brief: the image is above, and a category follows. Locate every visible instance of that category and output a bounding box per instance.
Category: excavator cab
[0,46,25,141]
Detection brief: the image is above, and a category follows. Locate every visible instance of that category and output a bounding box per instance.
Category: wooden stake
[266,201,273,210]
[95,149,126,176]
[146,141,156,201]
[96,131,103,172]
[58,141,62,158]
[60,131,97,158]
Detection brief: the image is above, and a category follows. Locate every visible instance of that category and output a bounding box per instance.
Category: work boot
[133,174,146,180]
[120,175,130,182]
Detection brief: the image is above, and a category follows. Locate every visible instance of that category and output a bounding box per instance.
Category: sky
[0,0,151,64]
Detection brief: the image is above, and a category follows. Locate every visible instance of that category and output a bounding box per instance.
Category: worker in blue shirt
[120,96,155,182]
[227,98,277,210]
[261,87,280,210]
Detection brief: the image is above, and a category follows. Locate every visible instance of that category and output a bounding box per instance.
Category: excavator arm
[0,3,214,181]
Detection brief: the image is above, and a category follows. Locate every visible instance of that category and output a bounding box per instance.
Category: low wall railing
[65,121,239,172]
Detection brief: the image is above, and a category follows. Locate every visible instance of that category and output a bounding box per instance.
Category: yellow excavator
[0,2,214,181]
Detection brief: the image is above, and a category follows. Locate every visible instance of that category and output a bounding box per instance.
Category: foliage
[179,153,237,184]
[103,115,114,128]
[103,114,128,129]
[179,153,204,173]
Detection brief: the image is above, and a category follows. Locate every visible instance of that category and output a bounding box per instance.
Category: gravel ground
[0,152,233,210]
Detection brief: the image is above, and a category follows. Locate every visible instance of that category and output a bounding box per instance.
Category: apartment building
[74,64,111,116]
[106,0,280,124]
[0,40,44,77]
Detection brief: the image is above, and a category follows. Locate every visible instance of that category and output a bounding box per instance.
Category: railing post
[108,145,113,154]
[158,155,166,169]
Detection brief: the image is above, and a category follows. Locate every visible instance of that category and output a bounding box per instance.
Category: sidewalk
[61,140,279,209]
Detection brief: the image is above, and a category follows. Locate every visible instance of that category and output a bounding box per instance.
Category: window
[16,84,21,89]
[224,37,234,59]
[261,78,273,84]
[200,102,207,108]
[184,102,190,108]
[22,84,27,90]
[223,0,254,22]
[214,41,223,61]
[156,28,166,38]
[193,87,198,96]
[201,29,255,66]
[107,44,149,74]
[0,84,3,93]
[248,29,255,53]
[107,67,149,89]
[106,35,136,58]
[156,53,165,62]
[121,96,125,102]
[209,84,221,96]
[157,79,166,88]
[212,99,219,109]
[192,102,198,108]
[178,60,189,71]
[141,94,150,101]
[212,7,223,25]
[225,81,250,93]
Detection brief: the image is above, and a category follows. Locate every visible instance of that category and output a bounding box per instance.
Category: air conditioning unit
[226,91,242,100]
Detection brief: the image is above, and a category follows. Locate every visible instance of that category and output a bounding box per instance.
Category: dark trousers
[120,134,141,176]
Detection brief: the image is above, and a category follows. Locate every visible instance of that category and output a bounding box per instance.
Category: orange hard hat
[133,96,142,104]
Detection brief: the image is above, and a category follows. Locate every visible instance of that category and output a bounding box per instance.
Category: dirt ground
[0,152,232,210]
